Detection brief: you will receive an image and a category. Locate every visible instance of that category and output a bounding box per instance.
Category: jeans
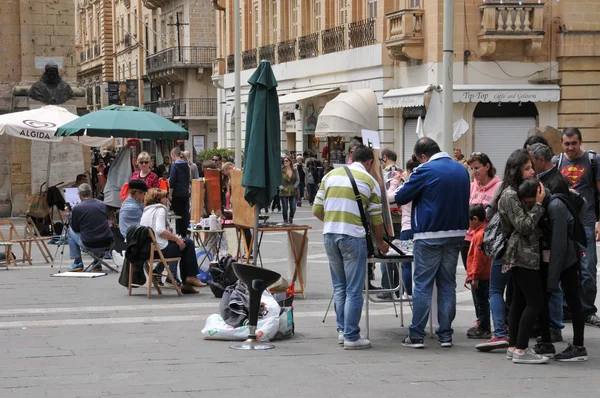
[281,195,297,222]
[409,237,463,342]
[489,258,513,338]
[307,183,318,205]
[579,224,598,316]
[472,280,491,331]
[171,196,190,238]
[324,233,368,342]
[68,228,112,261]
[538,262,564,333]
[509,267,544,350]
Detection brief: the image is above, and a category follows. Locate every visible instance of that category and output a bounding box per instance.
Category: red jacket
[466,224,491,282]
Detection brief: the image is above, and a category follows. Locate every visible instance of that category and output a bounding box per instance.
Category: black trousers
[154,239,197,281]
[509,267,544,349]
[460,240,470,271]
[539,264,585,347]
[171,196,190,237]
[472,279,491,331]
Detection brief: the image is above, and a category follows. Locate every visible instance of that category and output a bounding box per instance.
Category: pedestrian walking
[281,156,297,224]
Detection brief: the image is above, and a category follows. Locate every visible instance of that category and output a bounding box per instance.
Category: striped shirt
[312,162,383,238]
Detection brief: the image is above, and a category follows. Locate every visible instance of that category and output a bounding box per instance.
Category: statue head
[42,63,61,86]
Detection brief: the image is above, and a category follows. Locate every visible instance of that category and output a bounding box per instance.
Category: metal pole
[234,0,242,166]
[46,143,53,188]
[441,0,454,154]
[176,13,182,62]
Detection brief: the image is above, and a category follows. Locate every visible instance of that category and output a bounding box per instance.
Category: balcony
[146,46,216,84]
[385,9,424,61]
[144,98,218,119]
[212,58,225,78]
[242,48,257,70]
[478,3,545,57]
[298,33,319,60]
[349,18,377,49]
[143,0,170,10]
[322,26,345,55]
[277,39,296,63]
[259,44,276,64]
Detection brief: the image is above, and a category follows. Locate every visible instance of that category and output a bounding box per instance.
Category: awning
[278,87,339,112]
[315,89,379,138]
[383,84,561,109]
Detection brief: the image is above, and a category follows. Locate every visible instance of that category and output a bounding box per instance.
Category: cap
[128,179,148,192]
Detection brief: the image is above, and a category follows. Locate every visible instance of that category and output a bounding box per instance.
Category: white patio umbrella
[0,105,113,187]
[315,89,379,137]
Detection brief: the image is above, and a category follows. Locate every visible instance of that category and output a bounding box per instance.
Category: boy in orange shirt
[158,171,170,191]
[466,204,492,339]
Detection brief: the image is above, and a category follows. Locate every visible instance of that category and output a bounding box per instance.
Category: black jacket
[118,226,151,287]
[546,196,580,292]
[540,166,570,195]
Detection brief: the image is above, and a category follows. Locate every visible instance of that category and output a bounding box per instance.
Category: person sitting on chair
[68,183,114,272]
[112,179,148,267]
[140,188,205,294]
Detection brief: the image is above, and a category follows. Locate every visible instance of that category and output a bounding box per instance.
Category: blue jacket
[394,152,470,240]
[119,196,144,237]
[169,160,190,197]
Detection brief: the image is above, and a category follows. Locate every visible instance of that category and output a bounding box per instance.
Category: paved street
[2,206,600,397]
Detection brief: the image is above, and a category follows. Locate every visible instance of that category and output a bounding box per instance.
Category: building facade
[143,0,218,155]
[0,0,88,216]
[212,0,599,173]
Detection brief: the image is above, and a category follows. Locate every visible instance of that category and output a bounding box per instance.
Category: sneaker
[104,252,112,260]
[111,250,124,269]
[512,348,550,364]
[554,344,588,362]
[536,330,563,344]
[438,339,452,348]
[344,337,371,350]
[338,331,344,345]
[585,314,600,327]
[467,327,492,339]
[533,342,556,357]
[91,264,102,272]
[506,348,514,360]
[476,336,510,352]
[466,320,480,335]
[68,261,83,272]
[402,336,424,349]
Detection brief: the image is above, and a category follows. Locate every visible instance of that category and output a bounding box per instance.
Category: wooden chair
[128,229,182,298]
[0,242,14,270]
[0,218,53,265]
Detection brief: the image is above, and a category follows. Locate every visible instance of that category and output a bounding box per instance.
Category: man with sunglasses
[212,153,223,169]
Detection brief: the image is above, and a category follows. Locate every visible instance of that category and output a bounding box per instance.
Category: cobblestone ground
[1,206,600,397]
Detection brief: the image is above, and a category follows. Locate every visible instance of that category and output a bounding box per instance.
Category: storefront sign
[193,135,205,153]
[455,87,560,103]
[383,94,424,109]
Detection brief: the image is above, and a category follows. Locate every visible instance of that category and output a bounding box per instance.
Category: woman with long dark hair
[280,156,298,224]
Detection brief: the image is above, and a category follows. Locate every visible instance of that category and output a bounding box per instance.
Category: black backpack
[208,254,238,298]
[550,192,588,249]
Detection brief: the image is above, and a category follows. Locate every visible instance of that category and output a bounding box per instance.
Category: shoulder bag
[343,166,375,257]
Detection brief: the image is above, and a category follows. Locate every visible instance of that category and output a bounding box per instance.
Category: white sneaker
[111,250,124,269]
[338,331,344,345]
[344,336,371,350]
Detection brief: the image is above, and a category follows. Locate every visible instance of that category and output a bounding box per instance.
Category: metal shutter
[403,118,419,165]
[474,117,536,177]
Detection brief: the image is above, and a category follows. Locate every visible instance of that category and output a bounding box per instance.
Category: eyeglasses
[212,158,219,161]
[139,161,149,164]
[284,159,290,162]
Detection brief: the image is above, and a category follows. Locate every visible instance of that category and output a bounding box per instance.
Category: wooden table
[235,223,311,298]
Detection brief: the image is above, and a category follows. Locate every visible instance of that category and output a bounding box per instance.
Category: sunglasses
[284,159,290,162]
[139,161,149,164]
[212,158,219,161]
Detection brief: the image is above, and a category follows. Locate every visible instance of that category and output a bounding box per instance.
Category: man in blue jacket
[394,138,470,348]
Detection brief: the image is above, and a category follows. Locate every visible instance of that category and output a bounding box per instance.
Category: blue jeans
[580,224,598,316]
[281,195,297,222]
[324,233,368,342]
[68,228,112,261]
[489,258,511,338]
[409,237,463,341]
[380,225,405,294]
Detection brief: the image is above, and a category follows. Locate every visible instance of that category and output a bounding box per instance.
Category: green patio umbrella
[242,60,282,265]
[55,105,188,140]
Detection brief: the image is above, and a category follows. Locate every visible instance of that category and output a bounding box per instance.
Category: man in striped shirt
[313,145,389,350]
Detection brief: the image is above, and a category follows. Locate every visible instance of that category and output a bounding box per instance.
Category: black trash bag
[208,254,238,298]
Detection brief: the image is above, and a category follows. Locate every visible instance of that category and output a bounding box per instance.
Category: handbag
[343,166,375,257]
[482,212,506,260]
[26,186,50,219]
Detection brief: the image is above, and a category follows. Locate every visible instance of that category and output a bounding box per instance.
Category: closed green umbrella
[242,60,282,265]
[55,105,188,140]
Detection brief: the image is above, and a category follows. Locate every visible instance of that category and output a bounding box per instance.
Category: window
[127,14,131,40]
[410,0,421,8]
[338,0,348,26]
[168,16,175,46]
[271,0,278,43]
[253,4,259,48]
[152,18,157,53]
[96,12,101,40]
[290,0,298,39]
[161,19,166,50]
[315,0,322,32]
[368,0,377,19]
[121,17,125,42]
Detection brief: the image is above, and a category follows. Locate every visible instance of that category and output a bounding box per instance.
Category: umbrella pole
[46,142,53,188]
[252,206,259,266]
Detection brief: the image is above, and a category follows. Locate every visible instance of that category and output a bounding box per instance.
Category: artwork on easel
[230,169,256,228]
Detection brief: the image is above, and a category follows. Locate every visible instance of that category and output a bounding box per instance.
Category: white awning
[383,84,561,109]
[315,89,379,138]
[278,87,339,112]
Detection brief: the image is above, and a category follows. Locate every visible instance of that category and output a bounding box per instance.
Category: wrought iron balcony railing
[242,48,257,70]
[322,26,345,55]
[259,44,276,64]
[349,18,377,49]
[146,46,217,74]
[298,33,319,60]
[277,39,297,63]
[144,98,218,119]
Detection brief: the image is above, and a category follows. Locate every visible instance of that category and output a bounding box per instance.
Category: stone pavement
[1,206,600,397]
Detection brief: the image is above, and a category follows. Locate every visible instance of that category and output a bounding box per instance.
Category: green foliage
[195,148,235,163]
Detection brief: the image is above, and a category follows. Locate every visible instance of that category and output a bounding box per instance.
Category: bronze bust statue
[28,63,74,105]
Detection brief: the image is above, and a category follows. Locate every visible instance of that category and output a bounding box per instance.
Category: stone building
[142,0,218,155]
[212,0,599,173]
[0,0,88,216]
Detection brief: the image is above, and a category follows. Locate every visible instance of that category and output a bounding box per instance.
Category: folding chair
[0,242,14,270]
[128,229,182,298]
[82,248,118,273]
[0,218,53,265]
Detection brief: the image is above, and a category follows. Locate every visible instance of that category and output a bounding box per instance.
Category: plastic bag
[201,314,280,342]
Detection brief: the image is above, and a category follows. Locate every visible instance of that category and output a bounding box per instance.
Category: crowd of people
[314,128,598,364]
